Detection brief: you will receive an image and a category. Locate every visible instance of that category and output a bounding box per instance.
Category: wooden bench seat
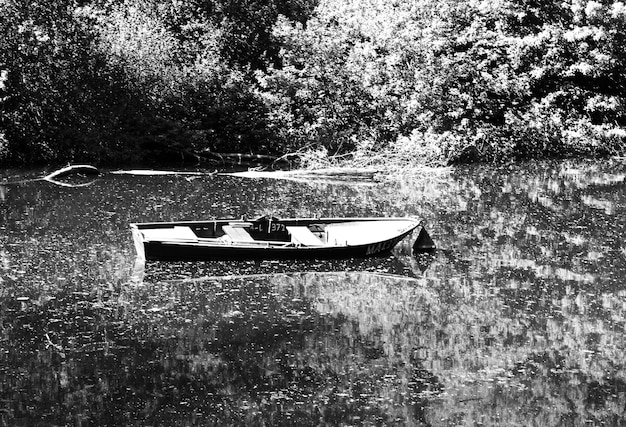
[287,226,323,246]
[141,226,198,242]
[222,225,255,242]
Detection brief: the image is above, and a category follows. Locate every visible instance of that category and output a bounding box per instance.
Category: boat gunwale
[131,217,420,246]
[130,216,420,228]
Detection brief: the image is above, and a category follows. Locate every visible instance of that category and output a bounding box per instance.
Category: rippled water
[1,159,626,425]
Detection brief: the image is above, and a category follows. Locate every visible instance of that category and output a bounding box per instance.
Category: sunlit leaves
[2,0,626,164]
[256,0,626,163]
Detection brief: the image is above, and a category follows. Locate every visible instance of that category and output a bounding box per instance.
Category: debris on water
[223,310,244,318]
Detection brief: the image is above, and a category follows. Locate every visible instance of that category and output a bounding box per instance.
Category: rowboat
[131,216,432,261]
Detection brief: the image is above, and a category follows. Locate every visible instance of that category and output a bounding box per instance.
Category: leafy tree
[4,0,626,165]
[0,0,105,162]
[196,0,319,70]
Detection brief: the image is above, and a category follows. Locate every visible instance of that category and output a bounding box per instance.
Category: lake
[1,159,626,426]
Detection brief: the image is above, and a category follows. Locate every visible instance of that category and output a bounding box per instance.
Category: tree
[0,0,102,162]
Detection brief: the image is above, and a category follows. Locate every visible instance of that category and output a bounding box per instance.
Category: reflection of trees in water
[4,268,626,424]
[145,273,446,424]
[437,160,626,283]
[0,273,443,425]
[274,270,626,425]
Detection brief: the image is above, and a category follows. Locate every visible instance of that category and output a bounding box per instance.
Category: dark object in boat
[131,216,426,261]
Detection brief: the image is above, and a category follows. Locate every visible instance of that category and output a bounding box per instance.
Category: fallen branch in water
[222,167,381,185]
[111,169,215,176]
[43,178,96,188]
[43,164,99,181]
[2,164,100,187]
[275,147,451,180]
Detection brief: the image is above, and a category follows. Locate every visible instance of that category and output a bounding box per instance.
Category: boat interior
[136,216,417,247]
[139,217,327,247]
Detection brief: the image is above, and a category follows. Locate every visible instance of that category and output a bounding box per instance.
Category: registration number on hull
[365,239,397,255]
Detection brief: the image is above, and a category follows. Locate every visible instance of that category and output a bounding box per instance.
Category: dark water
[1,159,626,426]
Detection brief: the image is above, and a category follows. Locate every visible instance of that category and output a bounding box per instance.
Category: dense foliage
[1,0,626,165]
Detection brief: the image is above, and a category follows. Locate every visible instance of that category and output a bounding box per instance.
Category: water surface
[1,160,626,425]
